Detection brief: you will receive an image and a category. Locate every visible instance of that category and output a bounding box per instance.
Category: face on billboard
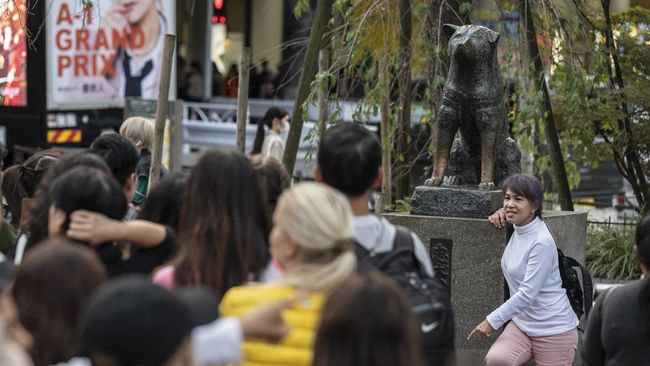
[47,0,175,108]
[0,0,28,107]
[117,0,157,25]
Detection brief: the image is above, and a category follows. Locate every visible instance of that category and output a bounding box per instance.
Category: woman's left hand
[467,319,494,340]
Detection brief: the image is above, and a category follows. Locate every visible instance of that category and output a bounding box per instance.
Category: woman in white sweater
[468,174,579,366]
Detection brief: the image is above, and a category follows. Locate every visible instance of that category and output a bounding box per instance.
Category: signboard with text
[0,0,28,107]
[47,0,175,109]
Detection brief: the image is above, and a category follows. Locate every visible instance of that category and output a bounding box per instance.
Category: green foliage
[503,3,649,209]
[548,8,650,167]
[459,2,473,16]
[386,197,412,212]
[293,0,311,19]
[288,0,443,199]
[586,222,640,280]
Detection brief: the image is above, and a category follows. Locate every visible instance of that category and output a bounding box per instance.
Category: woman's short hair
[275,182,356,290]
[501,173,544,218]
[119,117,155,151]
[12,238,106,366]
[313,272,424,366]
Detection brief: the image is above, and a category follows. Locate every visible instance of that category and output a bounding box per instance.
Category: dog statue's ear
[488,29,500,45]
[443,24,460,40]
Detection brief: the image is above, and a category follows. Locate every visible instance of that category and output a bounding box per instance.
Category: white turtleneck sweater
[486,217,579,337]
[261,130,285,161]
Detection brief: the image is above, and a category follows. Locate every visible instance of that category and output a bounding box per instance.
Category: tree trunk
[425,0,471,114]
[318,49,330,139]
[521,0,574,211]
[396,0,413,200]
[283,0,332,175]
[379,56,392,209]
[236,47,250,154]
[600,0,650,214]
[148,35,176,193]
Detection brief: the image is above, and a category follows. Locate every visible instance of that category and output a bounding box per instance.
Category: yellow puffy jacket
[220,284,325,366]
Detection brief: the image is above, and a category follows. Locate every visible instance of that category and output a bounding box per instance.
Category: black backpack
[355,226,455,366]
[557,248,593,321]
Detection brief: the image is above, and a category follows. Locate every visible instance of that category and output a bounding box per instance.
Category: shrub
[586,221,640,280]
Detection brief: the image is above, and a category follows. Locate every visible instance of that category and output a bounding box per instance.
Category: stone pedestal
[383,210,587,366]
[411,186,502,219]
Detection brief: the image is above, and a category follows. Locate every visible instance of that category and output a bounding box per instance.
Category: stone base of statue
[411,185,502,219]
[383,211,587,366]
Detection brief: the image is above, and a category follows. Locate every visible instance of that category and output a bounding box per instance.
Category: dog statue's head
[444,24,500,64]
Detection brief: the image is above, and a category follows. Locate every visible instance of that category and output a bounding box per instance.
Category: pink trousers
[485,322,578,366]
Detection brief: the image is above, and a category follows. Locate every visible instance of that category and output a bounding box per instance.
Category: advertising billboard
[0,0,28,107]
[47,0,175,109]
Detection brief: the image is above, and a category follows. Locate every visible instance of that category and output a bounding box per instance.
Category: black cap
[175,286,220,327]
[79,276,204,365]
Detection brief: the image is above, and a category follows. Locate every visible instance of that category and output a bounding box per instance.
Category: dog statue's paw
[424,177,444,186]
[478,181,496,191]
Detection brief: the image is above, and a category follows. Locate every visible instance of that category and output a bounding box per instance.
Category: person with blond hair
[220,182,357,366]
[119,116,160,206]
[119,117,155,153]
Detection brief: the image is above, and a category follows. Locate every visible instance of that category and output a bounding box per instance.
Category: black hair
[25,152,112,249]
[636,215,650,335]
[2,149,66,227]
[137,173,187,231]
[251,155,290,218]
[313,272,424,366]
[12,238,106,366]
[89,133,139,187]
[501,173,544,218]
[79,275,192,366]
[49,167,127,235]
[173,150,270,297]
[318,122,381,197]
[251,107,289,155]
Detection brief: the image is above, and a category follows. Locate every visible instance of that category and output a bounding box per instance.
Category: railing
[126,97,388,178]
[180,99,319,179]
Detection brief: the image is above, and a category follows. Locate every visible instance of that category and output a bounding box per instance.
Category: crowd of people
[178,58,278,101]
[0,115,648,366]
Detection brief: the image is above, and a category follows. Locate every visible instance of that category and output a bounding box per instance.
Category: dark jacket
[582,280,650,366]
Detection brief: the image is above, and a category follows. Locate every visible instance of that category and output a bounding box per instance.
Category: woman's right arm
[486,242,554,330]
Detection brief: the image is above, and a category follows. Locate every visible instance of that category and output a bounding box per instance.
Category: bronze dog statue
[425,24,520,190]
